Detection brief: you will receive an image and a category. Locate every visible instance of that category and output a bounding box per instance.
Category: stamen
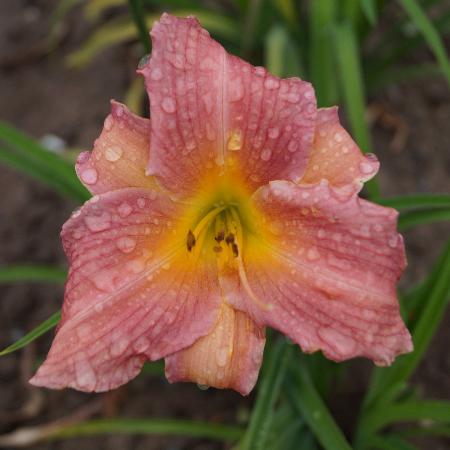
[215,229,225,242]
[192,206,227,240]
[225,233,235,244]
[186,230,196,252]
[228,207,273,311]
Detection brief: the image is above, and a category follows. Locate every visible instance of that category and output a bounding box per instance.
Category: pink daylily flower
[30,14,412,395]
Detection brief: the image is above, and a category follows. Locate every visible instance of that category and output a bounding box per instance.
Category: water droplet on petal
[116,236,136,253]
[260,148,272,161]
[84,212,111,232]
[359,161,374,174]
[75,356,97,390]
[216,348,229,367]
[264,77,280,90]
[388,235,399,248]
[287,140,298,153]
[317,229,326,238]
[197,384,210,391]
[307,247,320,261]
[80,168,98,185]
[161,97,176,113]
[104,116,113,131]
[133,336,150,353]
[110,338,129,357]
[268,127,280,139]
[104,145,123,162]
[137,197,146,208]
[334,132,343,142]
[138,53,151,69]
[287,92,300,103]
[227,130,243,151]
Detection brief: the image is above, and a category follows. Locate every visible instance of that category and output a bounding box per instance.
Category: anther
[215,229,225,242]
[225,233,235,245]
[213,245,223,253]
[186,230,196,251]
[231,243,239,257]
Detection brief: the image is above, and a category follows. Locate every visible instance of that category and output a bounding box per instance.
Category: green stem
[128,0,151,53]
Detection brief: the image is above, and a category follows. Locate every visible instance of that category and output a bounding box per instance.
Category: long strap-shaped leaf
[363,239,450,408]
[361,400,450,434]
[397,0,450,87]
[0,311,61,356]
[0,122,89,202]
[0,265,66,284]
[286,356,352,450]
[332,21,379,199]
[240,338,291,450]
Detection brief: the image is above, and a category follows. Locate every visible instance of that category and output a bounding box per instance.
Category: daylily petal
[76,101,156,195]
[221,181,412,365]
[300,107,379,193]
[165,302,265,395]
[139,13,317,198]
[30,188,221,392]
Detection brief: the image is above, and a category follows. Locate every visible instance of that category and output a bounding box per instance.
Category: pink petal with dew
[30,188,221,392]
[139,13,317,197]
[222,180,412,366]
[300,107,379,193]
[165,302,265,396]
[76,101,155,195]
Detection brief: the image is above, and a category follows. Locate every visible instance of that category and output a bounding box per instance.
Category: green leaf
[265,25,303,78]
[397,0,450,87]
[0,311,61,356]
[308,0,338,106]
[0,265,66,284]
[18,419,243,444]
[240,339,291,450]
[0,122,89,202]
[128,0,151,53]
[366,434,419,450]
[360,0,377,25]
[362,400,450,434]
[378,193,450,210]
[364,239,450,408]
[286,356,352,450]
[332,22,379,199]
[398,208,450,230]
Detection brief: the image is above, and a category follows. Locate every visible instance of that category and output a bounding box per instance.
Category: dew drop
[161,97,176,113]
[334,132,343,143]
[264,77,280,90]
[80,168,98,185]
[104,116,113,131]
[197,384,210,391]
[268,127,280,139]
[105,145,123,162]
[110,338,129,357]
[307,247,320,261]
[133,336,150,353]
[117,202,133,218]
[116,236,136,253]
[227,130,243,151]
[287,92,300,103]
[137,197,146,208]
[388,235,398,248]
[287,140,298,153]
[317,229,326,239]
[75,356,97,390]
[216,348,229,367]
[260,148,272,161]
[84,212,111,232]
[359,161,374,174]
[138,53,151,69]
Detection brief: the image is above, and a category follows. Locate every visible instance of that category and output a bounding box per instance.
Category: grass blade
[362,400,450,434]
[240,339,291,450]
[0,122,89,202]
[0,311,61,356]
[332,22,379,199]
[128,0,151,53]
[265,25,303,78]
[55,419,244,441]
[308,0,338,106]
[378,193,450,210]
[286,356,352,450]
[360,0,377,25]
[398,208,450,230]
[397,0,450,87]
[0,265,66,284]
[363,239,450,408]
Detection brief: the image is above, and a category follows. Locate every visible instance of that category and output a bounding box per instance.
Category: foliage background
[0,0,449,449]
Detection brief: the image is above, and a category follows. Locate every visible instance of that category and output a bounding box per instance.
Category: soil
[0,1,449,449]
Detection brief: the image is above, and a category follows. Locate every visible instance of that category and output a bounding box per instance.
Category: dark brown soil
[0,1,449,449]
